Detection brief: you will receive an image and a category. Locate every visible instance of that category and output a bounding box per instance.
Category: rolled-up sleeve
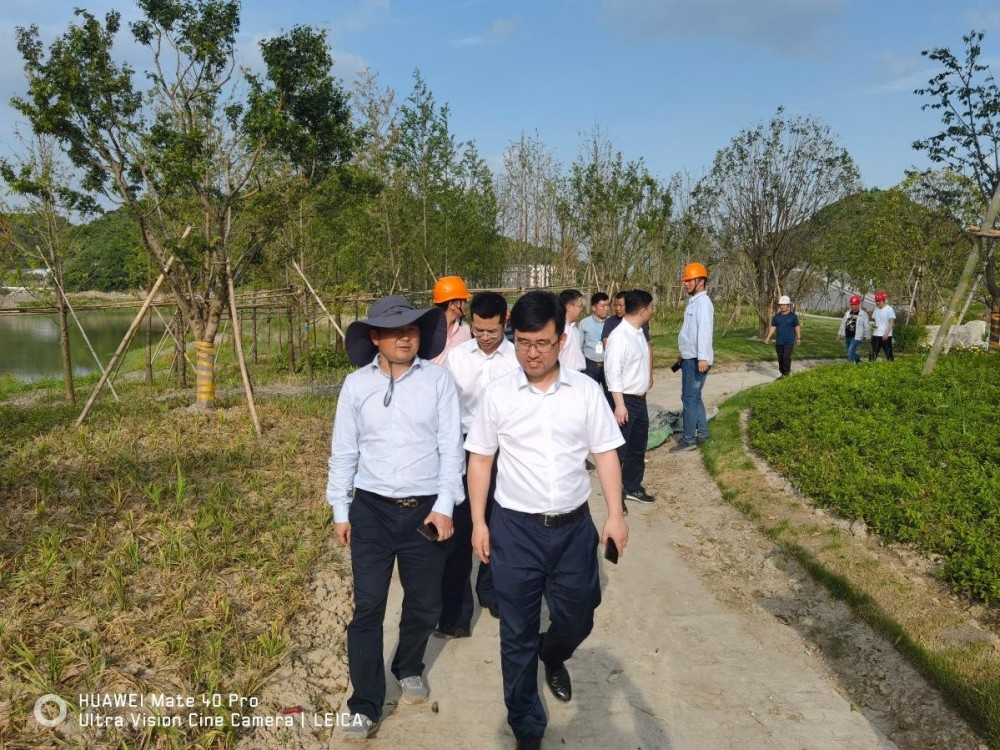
[697,300,715,365]
[464,384,499,457]
[326,378,359,524]
[432,373,465,518]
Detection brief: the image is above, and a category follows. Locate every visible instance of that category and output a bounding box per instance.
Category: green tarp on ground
[647,403,718,450]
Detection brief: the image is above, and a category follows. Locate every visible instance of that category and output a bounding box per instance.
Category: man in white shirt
[557,288,586,372]
[326,295,464,740]
[466,291,628,750]
[671,262,714,453]
[870,289,896,362]
[605,289,655,504]
[439,292,520,638]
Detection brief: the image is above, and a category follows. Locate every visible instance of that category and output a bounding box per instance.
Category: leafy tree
[12,1,355,408]
[567,127,671,293]
[63,207,147,292]
[694,107,860,335]
[913,30,1000,349]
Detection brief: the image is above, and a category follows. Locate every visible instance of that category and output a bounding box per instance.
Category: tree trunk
[195,340,215,409]
[57,291,75,405]
[991,296,1000,353]
[145,311,153,385]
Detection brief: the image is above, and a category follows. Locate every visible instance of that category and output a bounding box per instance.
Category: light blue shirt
[579,314,607,362]
[678,291,714,365]
[325,356,464,523]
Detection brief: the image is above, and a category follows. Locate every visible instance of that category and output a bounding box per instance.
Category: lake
[0,309,167,382]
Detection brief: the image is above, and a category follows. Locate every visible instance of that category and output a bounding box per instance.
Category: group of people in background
[325,263,715,749]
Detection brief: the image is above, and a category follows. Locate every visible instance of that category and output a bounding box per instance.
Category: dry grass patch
[0,390,341,749]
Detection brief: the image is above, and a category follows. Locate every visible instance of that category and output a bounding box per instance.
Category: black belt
[356,487,435,509]
[585,358,604,369]
[505,503,589,528]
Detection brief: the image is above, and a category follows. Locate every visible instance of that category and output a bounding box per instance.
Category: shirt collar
[516,363,571,394]
[474,337,513,359]
[367,355,424,377]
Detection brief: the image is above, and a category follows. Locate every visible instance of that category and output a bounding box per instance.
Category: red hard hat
[849,295,861,305]
[874,290,887,302]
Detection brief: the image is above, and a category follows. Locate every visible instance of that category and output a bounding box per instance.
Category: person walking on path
[430,275,472,365]
[762,295,801,378]
[557,288,587,372]
[579,291,610,385]
[670,262,714,453]
[837,295,870,363]
[439,292,520,638]
[326,295,464,741]
[869,290,896,362]
[466,290,628,750]
[605,289,656,505]
[602,289,653,394]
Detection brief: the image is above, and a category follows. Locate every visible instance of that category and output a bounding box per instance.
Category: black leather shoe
[433,625,470,639]
[515,737,542,749]
[544,663,572,702]
[487,605,500,619]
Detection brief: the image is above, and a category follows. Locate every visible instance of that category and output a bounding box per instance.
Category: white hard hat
[778,295,791,305]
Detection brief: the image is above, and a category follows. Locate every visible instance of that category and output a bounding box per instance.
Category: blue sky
[2,0,1000,191]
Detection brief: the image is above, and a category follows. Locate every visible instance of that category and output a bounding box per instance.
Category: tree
[913,30,1000,350]
[567,127,671,293]
[13,1,355,409]
[693,108,860,335]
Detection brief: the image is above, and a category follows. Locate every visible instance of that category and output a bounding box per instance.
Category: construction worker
[870,290,895,362]
[431,275,473,365]
[670,262,714,453]
[837,295,870,363]
[762,295,801,378]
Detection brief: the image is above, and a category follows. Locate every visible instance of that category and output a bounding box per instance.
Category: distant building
[502,263,552,289]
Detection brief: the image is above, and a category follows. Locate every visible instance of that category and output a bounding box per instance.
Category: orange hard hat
[432,276,472,304]
[681,262,709,281]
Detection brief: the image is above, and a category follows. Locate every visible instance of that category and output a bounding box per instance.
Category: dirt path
[238,360,985,750]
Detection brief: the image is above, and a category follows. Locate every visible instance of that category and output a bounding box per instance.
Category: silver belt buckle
[542,513,558,527]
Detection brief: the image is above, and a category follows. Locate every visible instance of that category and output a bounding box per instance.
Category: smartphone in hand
[604,538,619,564]
[418,522,439,542]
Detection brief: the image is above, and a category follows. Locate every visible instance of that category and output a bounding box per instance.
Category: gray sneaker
[341,713,377,741]
[398,675,429,704]
[668,440,698,454]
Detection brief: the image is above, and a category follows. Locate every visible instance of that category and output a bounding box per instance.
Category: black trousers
[490,504,601,741]
[617,394,648,494]
[439,453,499,629]
[346,489,447,722]
[870,336,894,361]
[775,344,794,376]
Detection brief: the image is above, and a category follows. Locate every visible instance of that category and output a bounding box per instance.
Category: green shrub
[892,320,922,353]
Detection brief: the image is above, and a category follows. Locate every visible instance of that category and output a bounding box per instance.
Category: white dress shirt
[678,291,715,365]
[326,356,464,523]
[465,366,624,515]
[558,321,586,372]
[604,319,650,396]
[445,336,520,434]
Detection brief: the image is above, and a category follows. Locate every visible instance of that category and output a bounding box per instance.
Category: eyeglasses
[514,339,559,353]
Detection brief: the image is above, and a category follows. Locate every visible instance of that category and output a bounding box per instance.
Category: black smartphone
[604,539,619,564]
[670,358,682,373]
[418,522,439,542]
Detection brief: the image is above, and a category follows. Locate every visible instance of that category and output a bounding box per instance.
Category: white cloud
[963,7,1000,31]
[866,54,1000,95]
[601,0,845,57]
[342,0,391,34]
[457,18,517,47]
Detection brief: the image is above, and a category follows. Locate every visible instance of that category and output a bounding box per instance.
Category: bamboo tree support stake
[226,259,262,437]
[36,246,120,402]
[291,260,346,342]
[923,182,1000,375]
[76,255,175,426]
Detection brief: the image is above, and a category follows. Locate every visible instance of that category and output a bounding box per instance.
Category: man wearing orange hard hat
[670,262,714,454]
[431,275,473,365]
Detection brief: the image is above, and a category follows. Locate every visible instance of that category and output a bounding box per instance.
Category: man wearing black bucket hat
[326,295,464,741]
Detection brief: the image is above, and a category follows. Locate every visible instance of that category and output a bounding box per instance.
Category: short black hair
[613,289,627,301]
[470,291,507,322]
[624,289,653,315]
[590,292,609,306]
[510,290,565,337]
[559,288,583,305]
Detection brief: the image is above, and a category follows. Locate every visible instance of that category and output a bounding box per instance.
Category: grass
[0,352,344,749]
[701,360,1000,747]
[650,308,847,368]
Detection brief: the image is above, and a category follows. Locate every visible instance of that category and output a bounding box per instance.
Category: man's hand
[762,338,771,345]
[883,334,890,340]
[601,516,629,559]
[472,523,490,564]
[425,511,454,542]
[698,359,710,373]
[335,522,352,548]
[614,403,628,426]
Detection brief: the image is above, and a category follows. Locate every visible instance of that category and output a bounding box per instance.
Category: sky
[1,0,1000,193]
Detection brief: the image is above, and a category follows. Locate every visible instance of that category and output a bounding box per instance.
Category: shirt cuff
[332,499,351,524]
[431,496,457,518]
